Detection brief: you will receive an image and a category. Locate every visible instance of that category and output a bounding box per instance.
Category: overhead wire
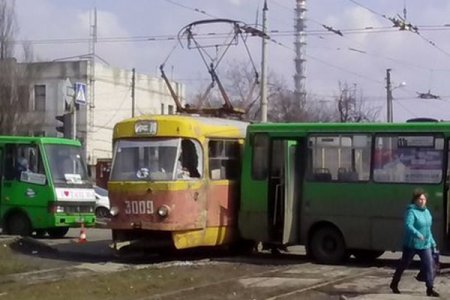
[347,0,450,59]
[161,0,218,18]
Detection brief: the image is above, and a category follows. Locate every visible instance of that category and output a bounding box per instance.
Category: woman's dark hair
[411,188,426,203]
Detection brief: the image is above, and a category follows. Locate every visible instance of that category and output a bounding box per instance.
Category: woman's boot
[389,279,400,294]
[426,288,440,297]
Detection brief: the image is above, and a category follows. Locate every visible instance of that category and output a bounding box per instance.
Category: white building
[25,60,184,169]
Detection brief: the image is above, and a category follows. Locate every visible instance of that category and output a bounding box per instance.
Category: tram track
[264,269,375,300]
[138,258,379,300]
[140,265,291,300]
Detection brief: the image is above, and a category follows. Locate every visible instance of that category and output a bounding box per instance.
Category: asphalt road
[3,227,450,299]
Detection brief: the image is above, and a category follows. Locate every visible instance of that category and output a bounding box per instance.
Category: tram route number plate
[124,200,154,215]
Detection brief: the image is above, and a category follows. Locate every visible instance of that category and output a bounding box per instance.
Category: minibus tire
[351,249,384,262]
[47,227,69,238]
[6,213,32,236]
[310,226,347,265]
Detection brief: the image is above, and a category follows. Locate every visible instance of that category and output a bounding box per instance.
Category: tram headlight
[157,205,170,218]
[110,206,119,216]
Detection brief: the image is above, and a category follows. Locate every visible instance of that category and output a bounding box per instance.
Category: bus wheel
[6,213,32,236]
[351,249,384,262]
[47,227,69,238]
[35,230,47,238]
[229,240,256,255]
[310,226,347,265]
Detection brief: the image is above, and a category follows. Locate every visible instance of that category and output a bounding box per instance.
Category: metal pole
[72,94,77,140]
[131,68,136,117]
[260,0,268,123]
[386,68,393,123]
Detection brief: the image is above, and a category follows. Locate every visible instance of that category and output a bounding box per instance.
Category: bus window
[45,144,90,185]
[4,144,46,184]
[252,134,269,180]
[208,139,240,180]
[373,135,443,184]
[307,134,371,182]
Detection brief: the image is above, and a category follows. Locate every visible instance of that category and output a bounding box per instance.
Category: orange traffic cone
[78,223,87,243]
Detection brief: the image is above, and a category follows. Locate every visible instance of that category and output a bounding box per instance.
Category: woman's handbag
[415,250,440,282]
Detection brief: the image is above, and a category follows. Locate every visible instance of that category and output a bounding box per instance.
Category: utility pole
[386,68,393,123]
[131,68,136,117]
[260,0,268,123]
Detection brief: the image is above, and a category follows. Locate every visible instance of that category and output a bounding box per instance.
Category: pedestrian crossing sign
[74,82,87,105]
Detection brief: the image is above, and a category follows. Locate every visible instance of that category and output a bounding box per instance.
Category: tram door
[268,140,298,244]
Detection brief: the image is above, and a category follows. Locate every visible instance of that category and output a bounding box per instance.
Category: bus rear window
[373,135,443,184]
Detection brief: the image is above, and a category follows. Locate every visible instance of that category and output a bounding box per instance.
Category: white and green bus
[0,136,96,238]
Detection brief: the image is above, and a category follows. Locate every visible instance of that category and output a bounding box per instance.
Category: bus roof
[247,122,450,135]
[113,114,249,140]
[0,136,81,146]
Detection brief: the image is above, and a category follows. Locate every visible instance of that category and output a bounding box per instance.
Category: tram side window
[251,134,269,180]
[307,134,371,182]
[373,135,443,183]
[179,139,202,178]
[209,139,240,180]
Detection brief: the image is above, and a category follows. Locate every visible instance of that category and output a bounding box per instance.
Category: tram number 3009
[124,200,154,215]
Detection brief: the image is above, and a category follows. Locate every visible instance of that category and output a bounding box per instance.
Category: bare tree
[189,60,379,123]
[336,82,380,122]
[0,0,41,135]
[0,0,16,59]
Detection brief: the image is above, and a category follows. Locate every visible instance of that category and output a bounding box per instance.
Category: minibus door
[269,140,298,245]
[282,140,298,244]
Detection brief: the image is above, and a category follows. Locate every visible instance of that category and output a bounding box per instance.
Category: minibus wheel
[351,249,384,262]
[310,225,348,264]
[47,227,69,238]
[6,213,32,236]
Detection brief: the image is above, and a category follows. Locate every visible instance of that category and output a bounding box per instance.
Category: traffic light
[55,113,72,138]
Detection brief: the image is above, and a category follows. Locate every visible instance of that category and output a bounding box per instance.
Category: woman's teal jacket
[403,204,437,250]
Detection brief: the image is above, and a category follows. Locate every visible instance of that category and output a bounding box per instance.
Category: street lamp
[386,68,406,123]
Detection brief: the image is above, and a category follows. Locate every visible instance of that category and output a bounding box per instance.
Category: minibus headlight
[49,204,64,213]
[157,205,170,218]
[110,206,119,216]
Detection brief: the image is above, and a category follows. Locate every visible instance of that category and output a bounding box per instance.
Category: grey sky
[14,0,450,121]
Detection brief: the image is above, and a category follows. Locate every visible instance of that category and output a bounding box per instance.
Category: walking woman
[390,188,439,297]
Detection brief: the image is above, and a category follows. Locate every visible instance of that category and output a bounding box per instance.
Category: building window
[33,131,45,137]
[168,105,174,115]
[34,85,46,111]
[161,103,165,115]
